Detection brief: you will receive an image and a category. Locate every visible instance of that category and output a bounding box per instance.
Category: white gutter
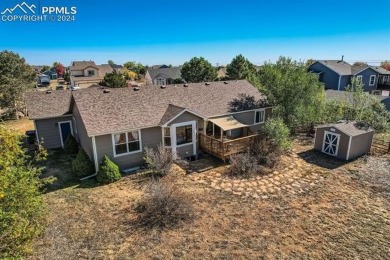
[80,135,99,181]
[337,76,341,91]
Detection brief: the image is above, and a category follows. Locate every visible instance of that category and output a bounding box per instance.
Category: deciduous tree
[0,51,36,119]
[181,57,217,83]
[257,56,325,132]
[55,63,64,77]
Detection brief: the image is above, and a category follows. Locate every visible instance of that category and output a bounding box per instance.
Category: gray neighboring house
[145,65,182,85]
[309,60,390,92]
[325,89,390,111]
[25,80,272,172]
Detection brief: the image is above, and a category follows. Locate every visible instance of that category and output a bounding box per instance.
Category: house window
[356,75,363,84]
[88,70,95,76]
[156,78,166,85]
[176,125,192,145]
[112,130,141,156]
[369,75,376,86]
[254,110,265,124]
[163,127,171,146]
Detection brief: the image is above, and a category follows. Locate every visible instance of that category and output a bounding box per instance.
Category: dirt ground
[27,138,390,259]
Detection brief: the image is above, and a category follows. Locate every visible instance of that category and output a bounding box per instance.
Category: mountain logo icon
[1,2,36,14]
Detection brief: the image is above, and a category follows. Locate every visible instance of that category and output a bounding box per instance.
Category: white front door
[170,121,197,159]
[322,131,340,156]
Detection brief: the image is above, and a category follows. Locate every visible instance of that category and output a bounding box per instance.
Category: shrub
[227,152,267,178]
[64,134,79,154]
[96,155,121,184]
[135,180,193,228]
[72,148,95,177]
[144,145,173,177]
[264,117,291,151]
[0,126,45,257]
[249,138,281,169]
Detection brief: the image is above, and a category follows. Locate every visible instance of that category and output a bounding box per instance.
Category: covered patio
[199,116,260,161]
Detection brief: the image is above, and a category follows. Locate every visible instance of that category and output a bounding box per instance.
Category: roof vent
[133,87,140,91]
[224,81,228,84]
[45,90,52,94]
[103,89,110,93]
[205,82,210,86]
[160,85,166,89]
[183,84,189,87]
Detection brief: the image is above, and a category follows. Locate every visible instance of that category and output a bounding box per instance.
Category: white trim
[31,114,74,121]
[322,131,340,157]
[92,136,99,171]
[33,120,40,143]
[253,109,265,125]
[58,120,73,148]
[161,109,206,127]
[346,135,352,160]
[356,75,363,84]
[369,75,376,86]
[72,116,78,134]
[353,66,374,76]
[111,129,142,158]
[337,75,341,91]
[209,106,272,119]
[170,120,197,159]
[161,127,165,147]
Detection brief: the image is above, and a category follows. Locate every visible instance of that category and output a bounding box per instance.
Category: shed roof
[316,121,374,137]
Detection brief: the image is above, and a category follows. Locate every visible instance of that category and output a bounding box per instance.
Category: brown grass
[28,142,390,259]
[3,118,34,135]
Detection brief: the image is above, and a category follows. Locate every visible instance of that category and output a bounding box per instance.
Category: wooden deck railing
[199,133,260,161]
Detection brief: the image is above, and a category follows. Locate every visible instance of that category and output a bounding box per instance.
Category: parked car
[56,85,65,90]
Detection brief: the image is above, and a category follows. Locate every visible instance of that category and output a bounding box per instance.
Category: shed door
[322,131,340,156]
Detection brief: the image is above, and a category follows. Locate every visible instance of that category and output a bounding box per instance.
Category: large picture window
[254,110,265,124]
[176,125,192,145]
[113,130,141,156]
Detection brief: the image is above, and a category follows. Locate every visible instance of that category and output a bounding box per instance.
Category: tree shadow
[297,149,352,170]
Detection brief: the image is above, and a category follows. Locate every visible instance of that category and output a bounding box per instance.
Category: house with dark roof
[309,60,390,91]
[145,66,183,85]
[25,80,272,172]
[69,61,114,88]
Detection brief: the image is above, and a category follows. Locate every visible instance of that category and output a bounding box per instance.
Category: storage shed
[314,121,374,160]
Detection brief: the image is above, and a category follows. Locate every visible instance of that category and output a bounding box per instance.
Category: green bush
[264,117,291,151]
[64,134,79,154]
[96,155,121,184]
[0,126,45,257]
[72,149,95,177]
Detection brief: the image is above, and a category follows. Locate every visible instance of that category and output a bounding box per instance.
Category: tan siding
[95,126,162,169]
[72,103,93,160]
[348,132,374,160]
[35,116,73,149]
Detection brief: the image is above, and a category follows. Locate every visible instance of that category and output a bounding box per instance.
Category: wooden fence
[370,137,390,154]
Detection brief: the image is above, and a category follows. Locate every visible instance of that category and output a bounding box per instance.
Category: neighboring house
[325,89,390,111]
[110,64,125,73]
[69,61,114,88]
[42,69,58,80]
[217,67,227,79]
[37,74,51,87]
[309,60,390,91]
[25,80,272,172]
[145,66,182,85]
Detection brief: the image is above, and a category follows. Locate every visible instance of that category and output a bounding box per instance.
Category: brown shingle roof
[70,61,98,71]
[316,121,374,136]
[159,104,187,125]
[25,90,72,119]
[72,80,266,136]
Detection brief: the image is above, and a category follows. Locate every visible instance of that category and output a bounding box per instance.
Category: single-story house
[69,61,114,88]
[309,60,390,92]
[314,121,374,160]
[145,66,183,85]
[25,80,272,172]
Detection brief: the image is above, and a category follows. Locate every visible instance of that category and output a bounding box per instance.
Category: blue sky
[0,0,389,66]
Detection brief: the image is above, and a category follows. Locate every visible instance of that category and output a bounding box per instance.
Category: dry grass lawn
[3,118,34,134]
[28,141,390,259]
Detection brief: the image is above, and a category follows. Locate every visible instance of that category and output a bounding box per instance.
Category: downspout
[80,135,99,181]
[337,75,341,91]
[33,120,40,148]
